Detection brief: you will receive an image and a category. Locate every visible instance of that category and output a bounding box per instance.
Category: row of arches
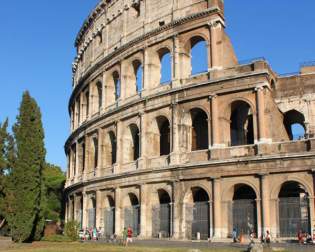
[69,102,308,177]
[69,180,311,239]
[72,36,209,130]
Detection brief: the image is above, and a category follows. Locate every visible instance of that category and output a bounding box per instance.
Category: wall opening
[158,48,172,84]
[230,101,254,146]
[191,37,208,75]
[124,193,140,236]
[88,196,96,229]
[231,184,257,237]
[133,60,143,93]
[96,82,102,111]
[113,71,120,101]
[283,110,306,140]
[278,181,310,237]
[109,131,117,165]
[104,195,115,237]
[157,116,170,156]
[191,108,209,150]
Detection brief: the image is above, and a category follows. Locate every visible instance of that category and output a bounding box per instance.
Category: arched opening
[230,101,254,146]
[190,37,208,75]
[158,48,172,84]
[152,189,172,238]
[109,131,116,165]
[124,193,140,236]
[78,196,83,228]
[92,137,98,170]
[123,124,140,163]
[130,124,140,161]
[232,184,257,237]
[104,195,115,237]
[88,196,96,229]
[96,82,102,111]
[133,60,143,93]
[190,187,210,240]
[157,116,170,156]
[191,108,209,151]
[278,181,310,237]
[283,110,306,140]
[113,71,120,101]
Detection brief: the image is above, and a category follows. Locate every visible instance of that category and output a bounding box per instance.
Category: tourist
[298,230,304,244]
[232,228,237,243]
[265,230,271,244]
[126,226,133,246]
[122,227,127,246]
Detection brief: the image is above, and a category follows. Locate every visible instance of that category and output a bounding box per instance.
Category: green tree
[43,163,65,222]
[0,119,9,226]
[5,91,46,242]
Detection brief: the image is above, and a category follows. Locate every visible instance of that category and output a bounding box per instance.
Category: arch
[104,195,115,237]
[124,193,140,236]
[185,187,210,240]
[278,181,311,237]
[158,48,172,84]
[105,131,116,166]
[92,136,98,170]
[132,60,143,93]
[156,116,170,156]
[96,81,102,111]
[87,195,96,228]
[190,36,208,75]
[113,71,121,101]
[231,184,257,237]
[230,100,254,146]
[190,108,209,151]
[283,110,306,140]
[152,189,172,238]
[123,123,140,162]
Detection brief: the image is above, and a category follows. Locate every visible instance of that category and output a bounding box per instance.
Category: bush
[41,234,72,242]
[64,220,80,241]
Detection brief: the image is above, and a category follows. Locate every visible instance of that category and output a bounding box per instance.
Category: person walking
[232,228,237,243]
[122,227,127,246]
[126,226,133,246]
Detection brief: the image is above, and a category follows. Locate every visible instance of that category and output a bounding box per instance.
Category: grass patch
[0,242,243,252]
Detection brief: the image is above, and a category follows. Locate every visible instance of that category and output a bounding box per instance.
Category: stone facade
[65,0,315,240]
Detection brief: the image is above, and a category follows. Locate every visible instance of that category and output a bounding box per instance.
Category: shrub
[41,234,72,242]
[64,220,80,241]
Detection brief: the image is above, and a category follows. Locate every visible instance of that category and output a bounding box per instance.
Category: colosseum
[64,0,315,240]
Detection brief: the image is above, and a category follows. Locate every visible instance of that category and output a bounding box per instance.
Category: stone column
[115,121,122,173]
[97,129,103,177]
[171,102,179,164]
[255,86,268,143]
[65,198,69,223]
[172,180,182,239]
[82,192,88,228]
[172,34,181,87]
[140,184,149,237]
[210,95,220,147]
[138,112,147,169]
[96,190,102,229]
[259,173,270,237]
[143,47,150,93]
[209,21,223,70]
[114,187,122,235]
[212,177,222,238]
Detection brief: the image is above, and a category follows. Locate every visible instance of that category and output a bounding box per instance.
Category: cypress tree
[5,91,46,242]
[0,120,8,221]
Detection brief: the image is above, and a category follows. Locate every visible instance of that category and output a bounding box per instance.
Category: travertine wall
[65,0,315,240]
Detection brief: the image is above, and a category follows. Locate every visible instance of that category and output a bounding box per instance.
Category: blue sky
[0,1,314,170]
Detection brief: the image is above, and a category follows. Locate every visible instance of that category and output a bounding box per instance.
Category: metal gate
[192,202,209,240]
[124,205,140,236]
[279,197,310,237]
[152,204,171,238]
[104,207,115,237]
[76,209,83,228]
[88,208,96,228]
[232,200,256,236]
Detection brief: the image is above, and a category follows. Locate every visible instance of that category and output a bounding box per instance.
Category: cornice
[64,151,315,193]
